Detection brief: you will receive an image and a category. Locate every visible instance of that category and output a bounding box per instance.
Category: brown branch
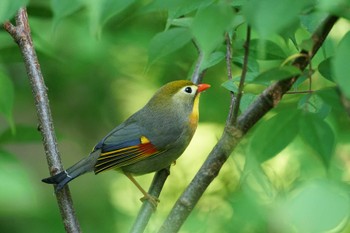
[158,15,338,233]
[3,8,81,233]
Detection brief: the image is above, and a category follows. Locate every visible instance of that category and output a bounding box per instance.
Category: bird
[42,80,210,207]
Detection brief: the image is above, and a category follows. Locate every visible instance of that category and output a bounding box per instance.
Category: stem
[230,26,251,125]
[3,8,81,233]
[130,168,170,233]
[225,33,236,124]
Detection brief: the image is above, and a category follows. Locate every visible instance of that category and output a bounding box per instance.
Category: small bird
[42,80,210,206]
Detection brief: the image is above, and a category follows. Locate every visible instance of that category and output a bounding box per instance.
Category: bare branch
[3,8,81,233]
[158,15,338,233]
[230,26,251,126]
[130,168,170,233]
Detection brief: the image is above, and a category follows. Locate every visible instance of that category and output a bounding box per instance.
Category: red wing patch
[94,136,159,174]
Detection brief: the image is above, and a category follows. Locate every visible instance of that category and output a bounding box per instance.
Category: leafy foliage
[1,0,350,233]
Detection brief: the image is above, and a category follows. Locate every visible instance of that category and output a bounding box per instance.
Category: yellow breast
[189,94,200,129]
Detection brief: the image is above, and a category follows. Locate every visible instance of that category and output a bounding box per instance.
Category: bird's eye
[184,87,192,94]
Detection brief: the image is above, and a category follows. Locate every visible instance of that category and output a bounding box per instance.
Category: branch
[158,15,338,233]
[230,25,251,125]
[3,8,81,233]
[130,168,170,233]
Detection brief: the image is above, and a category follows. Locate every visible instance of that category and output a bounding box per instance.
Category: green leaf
[318,0,350,19]
[301,11,328,33]
[168,0,214,20]
[191,3,235,56]
[0,125,41,144]
[243,0,309,38]
[249,40,287,60]
[148,28,192,65]
[0,70,14,131]
[318,57,334,82]
[51,0,84,29]
[0,0,28,24]
[299,113,335,166]
[240,93,257,112]
[298,93,331,119]
[316,88,343,111]
[201,51,225,70]
[254,66,301,82]
[233,72,260,84]
[232,56,260,73]
[167,17,193,28]
[332,31,350,99]
[85,0,135,36]
[248,110,300,163]
[221,80,238,93]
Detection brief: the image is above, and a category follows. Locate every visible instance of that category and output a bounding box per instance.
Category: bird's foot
[140,193,160,210]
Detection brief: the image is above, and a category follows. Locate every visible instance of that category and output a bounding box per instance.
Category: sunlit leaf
[254,66,301,82]
[148,28,192,65]
[191,3,234,56]
[0,0,28,24]
[248,110,300,162]
[332,31,350,98]
[0,70,14,131]
[243,0,310,37]
[299,112,335,166]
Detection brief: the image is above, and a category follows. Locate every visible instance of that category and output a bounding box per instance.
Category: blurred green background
[1,0,350,233]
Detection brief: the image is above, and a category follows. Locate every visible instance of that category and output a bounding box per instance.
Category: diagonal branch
[3,8,81,233]
[158,15,339,233]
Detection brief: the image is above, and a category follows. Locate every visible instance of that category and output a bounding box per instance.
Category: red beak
[197,83,211,93]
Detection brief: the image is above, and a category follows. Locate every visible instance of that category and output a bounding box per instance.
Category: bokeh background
[1,0,350,233]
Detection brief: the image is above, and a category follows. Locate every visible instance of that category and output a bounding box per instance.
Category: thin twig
[225,33,236,124]
[3,8,81,233]
[191,39,208,84]
[231,26,251,125]
[158,15,338,233]
[130,168,170,233]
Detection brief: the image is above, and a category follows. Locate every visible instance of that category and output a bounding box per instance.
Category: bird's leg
[124,172,160,209]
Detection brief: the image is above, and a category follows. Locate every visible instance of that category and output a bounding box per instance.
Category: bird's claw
[140,194,160,210]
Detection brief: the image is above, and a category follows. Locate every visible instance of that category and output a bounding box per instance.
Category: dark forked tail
[42,150,100,192]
